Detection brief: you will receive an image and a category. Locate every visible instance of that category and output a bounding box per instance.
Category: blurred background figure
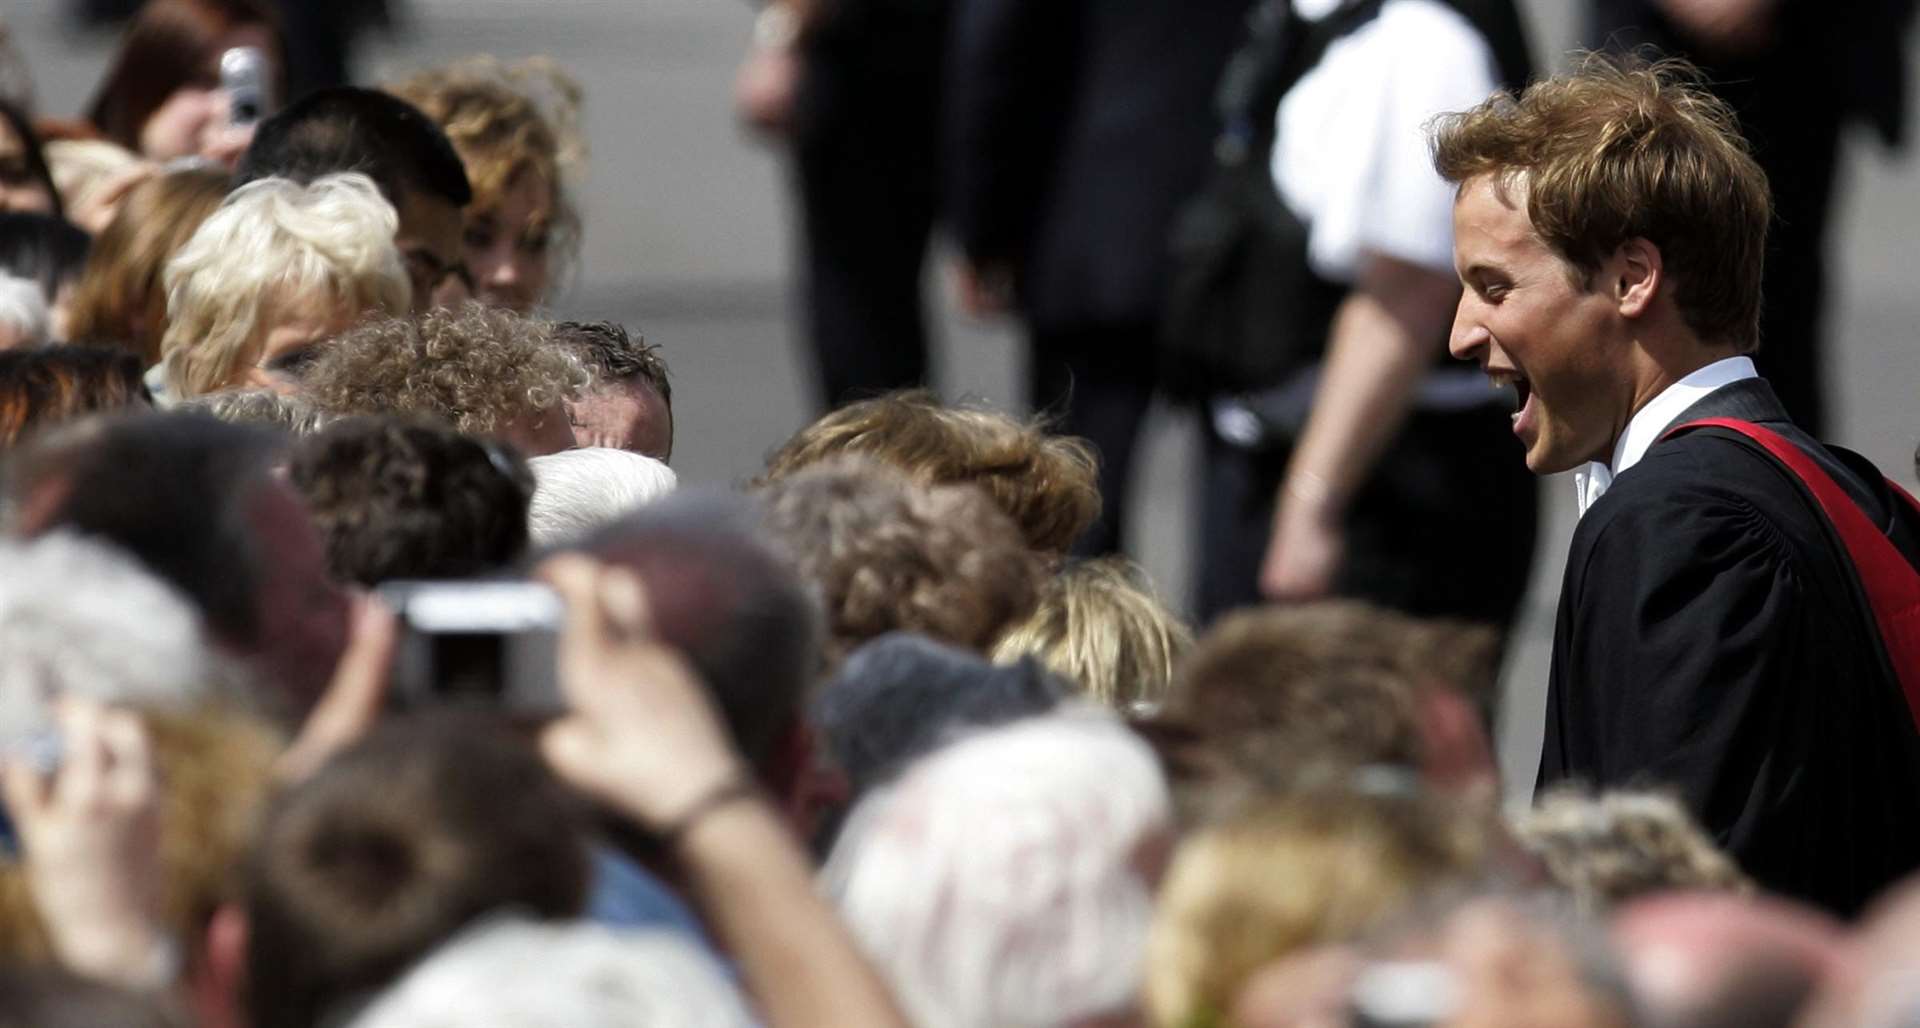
[944,0,1256,559]
[1587,0,1916,434]
[62,166,228,364]
[80,0,285,169]
[0,101,60,216]
[0,212,91,341]
[388,56,585,314]
[734,0,947,409]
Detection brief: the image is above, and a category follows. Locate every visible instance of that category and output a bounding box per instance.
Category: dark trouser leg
[791,70,937,411]
[1196,403,1539,633]
[1029,323,1157,556]
[1735,81,1843,435]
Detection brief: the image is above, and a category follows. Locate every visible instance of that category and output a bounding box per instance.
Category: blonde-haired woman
[161,172,410,399]
[388,57,583,313]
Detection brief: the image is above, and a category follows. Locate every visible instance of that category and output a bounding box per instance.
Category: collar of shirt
[1572,356,1759,518]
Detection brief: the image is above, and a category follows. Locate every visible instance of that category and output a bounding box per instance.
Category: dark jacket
[945,0,1256,331]
[1540,378,1920,916]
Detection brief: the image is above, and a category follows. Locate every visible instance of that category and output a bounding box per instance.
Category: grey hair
[175,388,334,436]
[824,705,1170,1028]
[526,446,677,548]
[0,532,238,740]
[348,918,754,1028]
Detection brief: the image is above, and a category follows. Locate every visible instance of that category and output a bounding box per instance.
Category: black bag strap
[1210,0,1390,169]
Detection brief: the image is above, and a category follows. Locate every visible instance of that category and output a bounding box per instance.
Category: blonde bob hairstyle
[160,172,411,399]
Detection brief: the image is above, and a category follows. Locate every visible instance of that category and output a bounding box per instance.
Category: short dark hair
[0,100,59,218]
[236,87,472,208]
[552,320,671,405]
[286,417,534,587]
[245,715,589,1028]
[2,412,280,645]
[816,632,1065,796]
[576,488,821,784]
[0,213,90,300]
[0,345,151,449]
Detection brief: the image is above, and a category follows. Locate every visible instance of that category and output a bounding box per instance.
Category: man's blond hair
[1430,53,1771,349]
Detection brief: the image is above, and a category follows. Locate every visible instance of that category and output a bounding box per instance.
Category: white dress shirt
[1573,356,1760,518]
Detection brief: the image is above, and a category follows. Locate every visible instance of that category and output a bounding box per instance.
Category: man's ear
[1612,237,1663,319]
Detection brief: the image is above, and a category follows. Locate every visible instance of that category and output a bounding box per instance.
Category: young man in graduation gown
[1431,56,1920,916]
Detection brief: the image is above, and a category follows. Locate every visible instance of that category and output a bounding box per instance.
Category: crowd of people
[0,0,1918,1026]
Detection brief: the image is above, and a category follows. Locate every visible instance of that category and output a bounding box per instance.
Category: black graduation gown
[1538,378,1920,916]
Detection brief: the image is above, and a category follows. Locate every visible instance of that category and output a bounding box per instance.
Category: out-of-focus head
[0,212,90,339]
[1147,775,1496,1028]
[2,412,349,714]
[757,456,1045,668]
[0,99,59,216]
[0,272,45,350]
[0,532,226,739]
[816,632,1065,797]
[300,307,587,456]
[238,87,475,311]
[826,708,1172,1028]
[287,417,533,587]
[176,387,330,435]
[0,345,151,450]
[761,389,1101,554]
[83,0,284,167]
[245,716,590,1028]
[0,706,282,995]
[552,320,671,460]
[1514,789,1751,915]
[1612,892,1844,1028]
[525,446,676,549]
[386,57,584,314]
[64,166,228,364]
[348,919,753,1028]
[42,139,150,234]
[161,172,410,399]
[287,414,529,575]
[576,488,821,790]
[1165,601,1502,809]
[990,556,1190,714]
[1798,876,1920,1028]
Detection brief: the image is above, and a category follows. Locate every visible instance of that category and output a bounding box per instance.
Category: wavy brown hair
[758,456,1045,668]
[760,390,1100,555]
[1430,53,1770,349]
[0,345,151,449]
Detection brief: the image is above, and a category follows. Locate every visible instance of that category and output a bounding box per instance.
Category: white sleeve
[1277,0,1502,281]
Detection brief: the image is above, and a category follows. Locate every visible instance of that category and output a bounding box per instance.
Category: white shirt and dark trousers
[1195,0,1538,628]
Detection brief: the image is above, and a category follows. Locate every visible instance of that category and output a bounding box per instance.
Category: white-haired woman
[159,172,411,400]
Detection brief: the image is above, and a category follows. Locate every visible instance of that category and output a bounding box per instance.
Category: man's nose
[1447,298,1487,362]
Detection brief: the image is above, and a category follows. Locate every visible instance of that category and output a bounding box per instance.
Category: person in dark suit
[1588,0,1915,435]
[735,0,947,410]
[1435,55,1920,917]
[944,0,1257,556]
